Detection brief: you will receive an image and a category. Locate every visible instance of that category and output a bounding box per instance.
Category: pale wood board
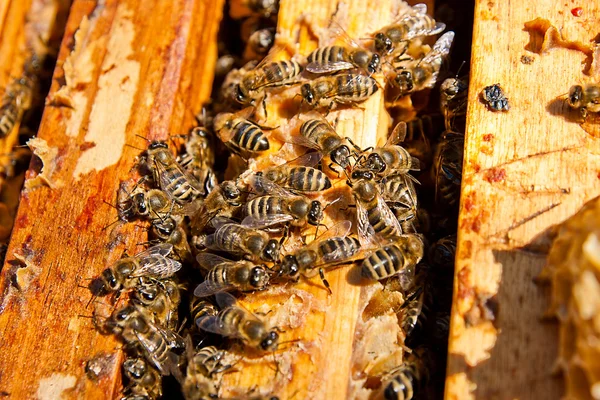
[0,0,223,398]
[445,1,600,399]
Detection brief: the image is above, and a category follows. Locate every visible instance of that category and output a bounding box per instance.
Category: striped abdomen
[190,298,218,328]
[189,346,227,377]
[307,46,348,64]
[334,74,378,101]
[0,99,19,138]
[365,197,403,240]
[161,165,202,204]
[382,364,419,400]
[229,119,269,153]
[259,60,303,87]
[318,237,360,264]
[218,307,246,338]
[211,224,247,254]
[244,196,285,219]
[361,243,410,280]
[300,119,342,152]
[286,166,331,191]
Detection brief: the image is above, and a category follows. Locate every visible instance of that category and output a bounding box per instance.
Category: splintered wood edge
[445,1,600,399]
[0,0,223,398]
[216,0,409,399]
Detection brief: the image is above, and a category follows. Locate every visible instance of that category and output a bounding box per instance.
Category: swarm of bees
[87,2,466,399]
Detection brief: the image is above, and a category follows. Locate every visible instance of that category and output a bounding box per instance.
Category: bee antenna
[125,143,145,151]
[102,218,121,231]
[455,60,466,78]
[135,134,151,143]
[102,199,118,210]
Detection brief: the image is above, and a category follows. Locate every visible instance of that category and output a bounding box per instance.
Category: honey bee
[142,140,204,204]
[122,357,162,399]
[214,109,271,156]
[372,3,446,54]
[92,244,182,296]
[261,152,332,192]
[182,371,218,400]
[187,345,232,377]
[379,173,418,232]
[378,349,428,400]
[190,180,247,235]
[234,56,303,107]
[0,55,39,138]
[300,73,379,111]
[194,253,271,297]
[306,23,381,75]
[360,235,425,281]
[132,277,182,329]
[348,173,404,244]
[190,297,218,329]
[481,83,509,112]
[150,216,193,263]
[567,84,600,119]
[246,27,276,57]
[178,127,218,195]
[118,185,180,223]
[399,267,430,340]
[358,122,420,178]
[104,304,183,376]
[276,220,361,293]
[433,131,464,211]
[232,0,279,18]
[440,76,468,131]
[242,174,324,229]
[202,217,280,262]
[196,292,279,352]
[429,235,456,270]
[390,31,454,94]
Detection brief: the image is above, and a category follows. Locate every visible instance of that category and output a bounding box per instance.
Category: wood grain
[445,1,600,399]
[0,0,223,398]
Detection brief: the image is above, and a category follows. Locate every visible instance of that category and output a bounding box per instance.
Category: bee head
[263,239,280,262]
[280,255,300,279]
[100,269,120,293]
[351,168,374,182]
[135,281,159,304]
[148,141,169,150]
[260,331,279,351]
[568,85,584,108]
[330,145,350,168]
[234,83,249,104]
[301,84,315,104]
[250,266,270,289]
[152,218,176,240]
[368,53,381,74]
[366,153,386,173]
[222,182,242,204]
[394,70,414,93]
[123,358,147,380]
[374,33,393,54]
[308,200,323,226]
[132,193,148,216]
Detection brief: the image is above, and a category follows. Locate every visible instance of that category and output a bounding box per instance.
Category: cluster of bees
[87,2,468,399]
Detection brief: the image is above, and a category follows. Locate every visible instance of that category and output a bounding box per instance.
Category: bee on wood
[433,131,464,211]
[196,292,279,352]
[201,217,280,262]
[177,127,218,196]
[92,244,182,296]
[567,84,600,119]
[357,122,421,179]
[141,140,204,204]
[378,349,428,400]
[348,171,405,244]
[300,73,379,111]
[481,83,509,112]
[440,76,468,131]
[275,220,361,293]
[0,55,39,138]
[242,174,324,229]
[132,277,182,330]
[234,53,303,108]
[261,152,332,192]
[104,304,183,376]
[306,23,381,75]
[372,3,446,54]
[122,357,162,399]
[214,109,272,156]
[194,253,271,297]
[390,31,454,95]
[190,180,247,235]
[360,235,425,281]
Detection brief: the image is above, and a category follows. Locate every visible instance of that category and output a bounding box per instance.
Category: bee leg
[262,95,268,119]
[319,268,332,295]
[328,162,342,177]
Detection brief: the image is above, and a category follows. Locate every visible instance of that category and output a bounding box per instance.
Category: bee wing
[312,219,353,243]
[385,122,407,146]
[306,61,356,74]
[134,256,182,278]
[275,129,323,150]
[411,3,428,15]
[241,214,294,229]
[328,20,362,49]
[355,199,377,248]
[154,157,204,196]
[249,174,294,197]
[196,315,228,336]
[196,253,233,270]
[280,151,324,168]
[423,31,454,64]
[135,243,174,258]
[193,279,235,298]
[356,195,403,247]
[210,216,235,229]
[214,291,239,309]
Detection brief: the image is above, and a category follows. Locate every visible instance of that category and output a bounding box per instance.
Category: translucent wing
[355,194,404,247]
[193,279,235,298]
[134,243,174,258]
[178,200,203,217]
[355,198,378,248]
[411,3,427,15]
[311,220,353,244]
[133,256,182,278]
[195,315,229,336]
[277,151,323,168]
[384,122,407,147]
[154,156,203,196]
[306,61,356,74]
[214,291,239,309]
[196,253,233,270]
[210,216,235,229]
[422,31,454,65]
[328,20,363,49]
[241,214,294,229]
[248,174,294,197]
